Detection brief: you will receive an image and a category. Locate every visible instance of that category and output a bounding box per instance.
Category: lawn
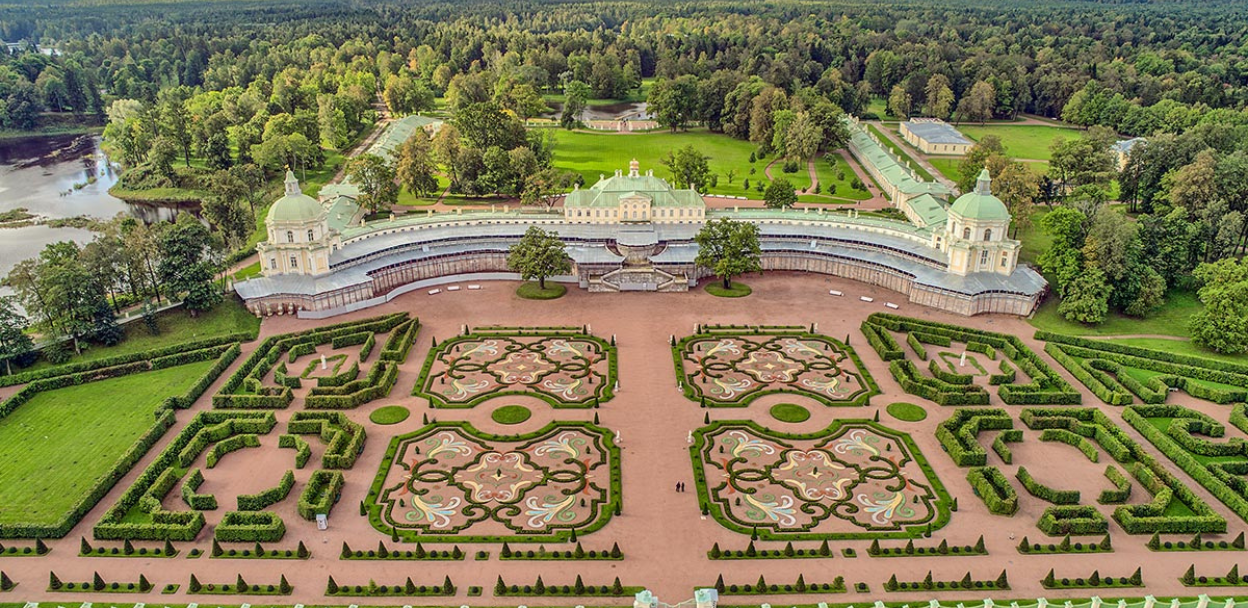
[957,124,1082,161]
[803,153,872,203]
[1028,289,1203,339]
[17,299,259,375]
[0,359,215,527]
[552,128,770,199]
[865,124,934,181]
[930,158,1050,185]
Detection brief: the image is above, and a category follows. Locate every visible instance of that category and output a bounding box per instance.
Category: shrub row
[238,470,295,511]
[278,434,311,469]
[867,536,986,557]
[305,359,398,408]
[889,359,988,405]
[991,429,1022,464]
[1018,534,1112,554]
[273,363,301,389]
[1037,505,1108,536]
[359,333,376,362]
[298,470,344,520]
[860,321,903,361]
[1042,567,1142,589]
[1123,405,1248,525]
[989,360,1016,385]
[1050,339,1248,404]
[935,408,1012,467]
[94,411,277,541]
[1017,466,1080,505]
[380,318,421,362]
[1040,427,1100,461]
[884,571,1008,592]
[180,469,217,511]
[906,333,927,361]
[315,360,360,388]
[1037,331,1248,375]
[0,333,251,388]
[967,467,1017,515]
[331,331,372,349]
[215,511,285,542]
[288,411,365,469]
[1099,465,1132,504]
[928,358,974,385]
[205,433,259,468]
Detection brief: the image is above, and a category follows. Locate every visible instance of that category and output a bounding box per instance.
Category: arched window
[984,229,992,241]
[290,256,298,268]
[286,231,294,243]
[307,229,315,241]
[962,227,971,240]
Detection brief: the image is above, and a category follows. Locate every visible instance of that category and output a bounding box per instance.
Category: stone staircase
[590,266,687,292]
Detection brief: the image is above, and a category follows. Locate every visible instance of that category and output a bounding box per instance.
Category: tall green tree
[1190,257,1248,354]
[764,178,797,208]
[395,130,440,197]
[507,226,571,290]
[346,153,399,213]
[0,296,33,376]
[159,212,223,316]
[694,218,762,289]
[661,145,711,191]
[560,80,591,129]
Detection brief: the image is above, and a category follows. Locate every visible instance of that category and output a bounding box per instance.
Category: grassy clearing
[957,124,1081,161]
[0,360,215,527]
[769,403,811,423]
[887,402,928,422]
[552,129,768,199]
[517,282,567,300]
[1028,290,1202,339]
[705,281,751,297]
[865,125,934,181]
[17,299,259,375]
[369,406,411,425]
[808,154,872,202]
[491,405,532,425]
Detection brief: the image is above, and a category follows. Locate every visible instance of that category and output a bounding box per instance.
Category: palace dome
[267,170,324,223]
[949,169,1009,222]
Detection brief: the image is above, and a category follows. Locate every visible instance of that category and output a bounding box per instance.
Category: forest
[2,0,1248,362]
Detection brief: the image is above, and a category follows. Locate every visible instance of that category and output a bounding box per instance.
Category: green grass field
[0,359,215,527]
[18,300,259,375]
[1028,290,1203,339]
[957,124,1082,161]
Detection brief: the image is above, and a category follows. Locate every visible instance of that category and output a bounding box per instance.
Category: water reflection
[0,133,191,277]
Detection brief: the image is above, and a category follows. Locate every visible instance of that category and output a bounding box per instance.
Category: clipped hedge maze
[1020,407,1225,534]
[94,411,278,541]
[368,421,620,542]
[214,313,417,409]
[1124,403,1248,524]
[862,313,1080,406]
[415,326,616,408]
[0,342,239,540]
[1040,332,1248,405]
[673,324,878,407]
[936,408,1014,467]
[691,420,951,540]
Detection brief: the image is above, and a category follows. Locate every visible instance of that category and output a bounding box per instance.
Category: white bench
[427,289,441,295]
[829,290,843,296]
[860,296,874,303]
[885,302,899,309]
[447,285,461,291]
[468,284,481,290]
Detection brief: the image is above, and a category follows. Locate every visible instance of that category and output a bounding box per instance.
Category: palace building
[235,120,1045,319]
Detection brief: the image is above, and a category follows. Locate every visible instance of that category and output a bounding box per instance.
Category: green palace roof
[267,170,325,223]
[949,169,1010,221]
[564,166,705,209]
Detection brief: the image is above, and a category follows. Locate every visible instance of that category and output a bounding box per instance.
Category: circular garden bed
[491,405,533,425]
[886,402,927,422]
[769,403,811,423]
[517,282,567,300]
[705,281,751,298]
[370,405,411,425]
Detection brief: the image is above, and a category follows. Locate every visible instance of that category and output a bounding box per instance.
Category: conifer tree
[49,571,62,590]
[327,576,339,594]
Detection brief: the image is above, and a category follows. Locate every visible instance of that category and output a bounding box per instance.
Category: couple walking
[675,481,687,492]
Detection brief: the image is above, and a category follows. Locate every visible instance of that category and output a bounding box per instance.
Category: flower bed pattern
[415,327,616,408]
[692,420,950,539]
[368,421,620,541]
[674,325,877,407]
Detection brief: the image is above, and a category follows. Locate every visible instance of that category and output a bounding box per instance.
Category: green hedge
[237,470,295,511]
[278,434,311,469]
[1099,465,1132,504]
[180,469,217,511]
[359,333,376,362]
[315,361,360,388]
[1017,466,1080,504]
[215,511,286,542]
[1040,428,1099,462]
[206,433,259,468]
[94,411,277,541]
[906,333,928,361]
[288,411,366,469]
[1037,505,1108,536]
[0,333,252,388]
[928,358,973,385]
[889,360,989,406]
[967,467,1017,515]
[935,408,1012,467]
[992,429,1022,464]
[298,470,344,520]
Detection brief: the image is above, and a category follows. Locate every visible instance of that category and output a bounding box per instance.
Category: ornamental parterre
[675,326,877,407]
[692,421,950,540]
[368,422,620,542]
[415,328,616,408]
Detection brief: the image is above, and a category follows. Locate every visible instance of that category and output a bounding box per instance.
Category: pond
[543,101,652,121]
[0,133,185,278]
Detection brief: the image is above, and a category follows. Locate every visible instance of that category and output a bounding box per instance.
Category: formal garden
[4,304,1248,604]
